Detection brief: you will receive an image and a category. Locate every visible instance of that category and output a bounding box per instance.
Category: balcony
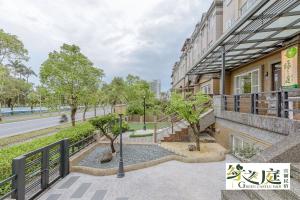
[223,89,300,120]
[213,89,300,136]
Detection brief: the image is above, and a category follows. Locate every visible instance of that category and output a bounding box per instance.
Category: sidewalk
[38,155,238,200]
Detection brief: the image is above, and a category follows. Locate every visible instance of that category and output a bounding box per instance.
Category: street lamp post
[117,113,124,178]
[143,96,146,130]
[114,104,126,178]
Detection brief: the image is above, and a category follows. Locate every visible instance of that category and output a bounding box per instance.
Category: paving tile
[58,176,80,189]
[45,194,61,200]
[70,183,92,198]
[90,190,107,200]
[115,198,129,200]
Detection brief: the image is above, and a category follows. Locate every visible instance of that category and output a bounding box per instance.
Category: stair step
[221,191,251,200]
[199,133,216,143]
[244,190,282,200]
[274,178,300,200]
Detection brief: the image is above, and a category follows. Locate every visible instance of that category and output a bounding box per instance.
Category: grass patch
[0,123,71,148]
[128,122,171,131]
[129,133,153,138]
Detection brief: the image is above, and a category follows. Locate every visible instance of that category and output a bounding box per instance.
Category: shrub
[0,122,95,196]
[89,114,128,153]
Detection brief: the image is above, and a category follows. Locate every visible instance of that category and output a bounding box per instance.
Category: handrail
[223,88,300,119]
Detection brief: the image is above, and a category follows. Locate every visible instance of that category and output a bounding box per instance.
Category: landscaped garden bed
[77,144,174,169]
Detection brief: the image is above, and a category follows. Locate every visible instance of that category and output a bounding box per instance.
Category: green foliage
[0,29,29,64]
[167,92,211,151]
[103,74,158,115]
[89,114,128,153]
[27,90,40,109]
[0,122,95,195]
[40,44,103,125]
[89,114,128,136]
[234,145,261,160]
[0,29,36,109]
[167,92,211,124]
[129,133,153,138]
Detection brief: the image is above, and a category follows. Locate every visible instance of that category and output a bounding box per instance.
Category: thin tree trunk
[71,106,77,126]
[83,105,88,121]
[103,106,106,115]
[110,140,116,153]
[195,137,200,151]
[191,124,200,151]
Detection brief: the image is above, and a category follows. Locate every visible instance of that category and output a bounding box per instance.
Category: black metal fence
[69,135,96,157]
[0,135,96,200]
[223,89,300,119]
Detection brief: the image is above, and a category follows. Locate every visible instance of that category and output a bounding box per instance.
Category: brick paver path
[38,155,238,200]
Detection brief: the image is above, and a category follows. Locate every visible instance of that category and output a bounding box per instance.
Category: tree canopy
[0,29,29,64]
[167,92,211,151]
[40,44,104,126]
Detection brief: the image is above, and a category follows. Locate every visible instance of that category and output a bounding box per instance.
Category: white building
[150,80,161,99]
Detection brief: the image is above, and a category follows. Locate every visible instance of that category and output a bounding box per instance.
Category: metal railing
[0,135,97,200]
[10,140,69,200]
[223,89,300,119]
[153,114,181,143]
[69,135,96,157]
[0,175,17,200]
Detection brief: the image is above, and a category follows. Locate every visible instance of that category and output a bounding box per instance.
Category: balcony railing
[223,89,300,120]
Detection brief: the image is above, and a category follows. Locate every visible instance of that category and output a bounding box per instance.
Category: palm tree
[24,67,37,82]
[6,60,36,81]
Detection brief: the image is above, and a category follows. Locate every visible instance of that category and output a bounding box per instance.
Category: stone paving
[38,155,238,200]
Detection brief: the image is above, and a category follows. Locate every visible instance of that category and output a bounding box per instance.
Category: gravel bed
[78,144,175,169]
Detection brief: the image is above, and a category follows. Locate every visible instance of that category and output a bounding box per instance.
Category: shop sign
[281,46,299,88]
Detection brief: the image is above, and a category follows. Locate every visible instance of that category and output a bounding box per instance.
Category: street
[0,108,109,138]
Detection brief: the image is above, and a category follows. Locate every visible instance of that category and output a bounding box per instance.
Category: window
[226,19,234,30]
[201,84,211,94]
[234,69,260,94]
[240,0,257,16]
[224,0,232,6]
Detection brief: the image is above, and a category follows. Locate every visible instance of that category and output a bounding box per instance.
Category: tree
[79,68,104,121]
[40,44,103,126]
[2,77,32,111]
[27,90,40,112]
[89,114,129,153]
[104,77,126,112]
[0,29,29,65]
[167,92,211,151]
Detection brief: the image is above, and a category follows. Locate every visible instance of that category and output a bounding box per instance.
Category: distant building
[150,80,161,99]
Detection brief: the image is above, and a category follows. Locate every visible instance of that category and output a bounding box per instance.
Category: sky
[0,0,212,91]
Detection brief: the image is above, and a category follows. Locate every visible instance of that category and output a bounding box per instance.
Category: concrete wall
[213,95,299,150]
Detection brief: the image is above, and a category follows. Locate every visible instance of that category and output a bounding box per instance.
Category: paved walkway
[38,155,238,200]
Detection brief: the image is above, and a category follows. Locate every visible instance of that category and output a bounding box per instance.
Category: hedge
[0,122,95,196]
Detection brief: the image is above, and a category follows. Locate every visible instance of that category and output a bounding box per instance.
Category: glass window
[225,0,232,6]
[201,84,211,94]
[234,69,260,94]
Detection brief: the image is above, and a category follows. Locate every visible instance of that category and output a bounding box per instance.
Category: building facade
[150,79,161,99]
[171,0,223,95]
[171,0,300,162]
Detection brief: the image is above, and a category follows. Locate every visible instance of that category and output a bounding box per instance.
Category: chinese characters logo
[226,163,290,190]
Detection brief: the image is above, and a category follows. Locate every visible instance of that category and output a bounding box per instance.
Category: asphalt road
[0,108,109,138]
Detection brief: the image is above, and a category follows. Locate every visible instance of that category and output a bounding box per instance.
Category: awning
[187,0,300,75]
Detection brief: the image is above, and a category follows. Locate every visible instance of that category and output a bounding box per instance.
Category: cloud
[0,0,212,91]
